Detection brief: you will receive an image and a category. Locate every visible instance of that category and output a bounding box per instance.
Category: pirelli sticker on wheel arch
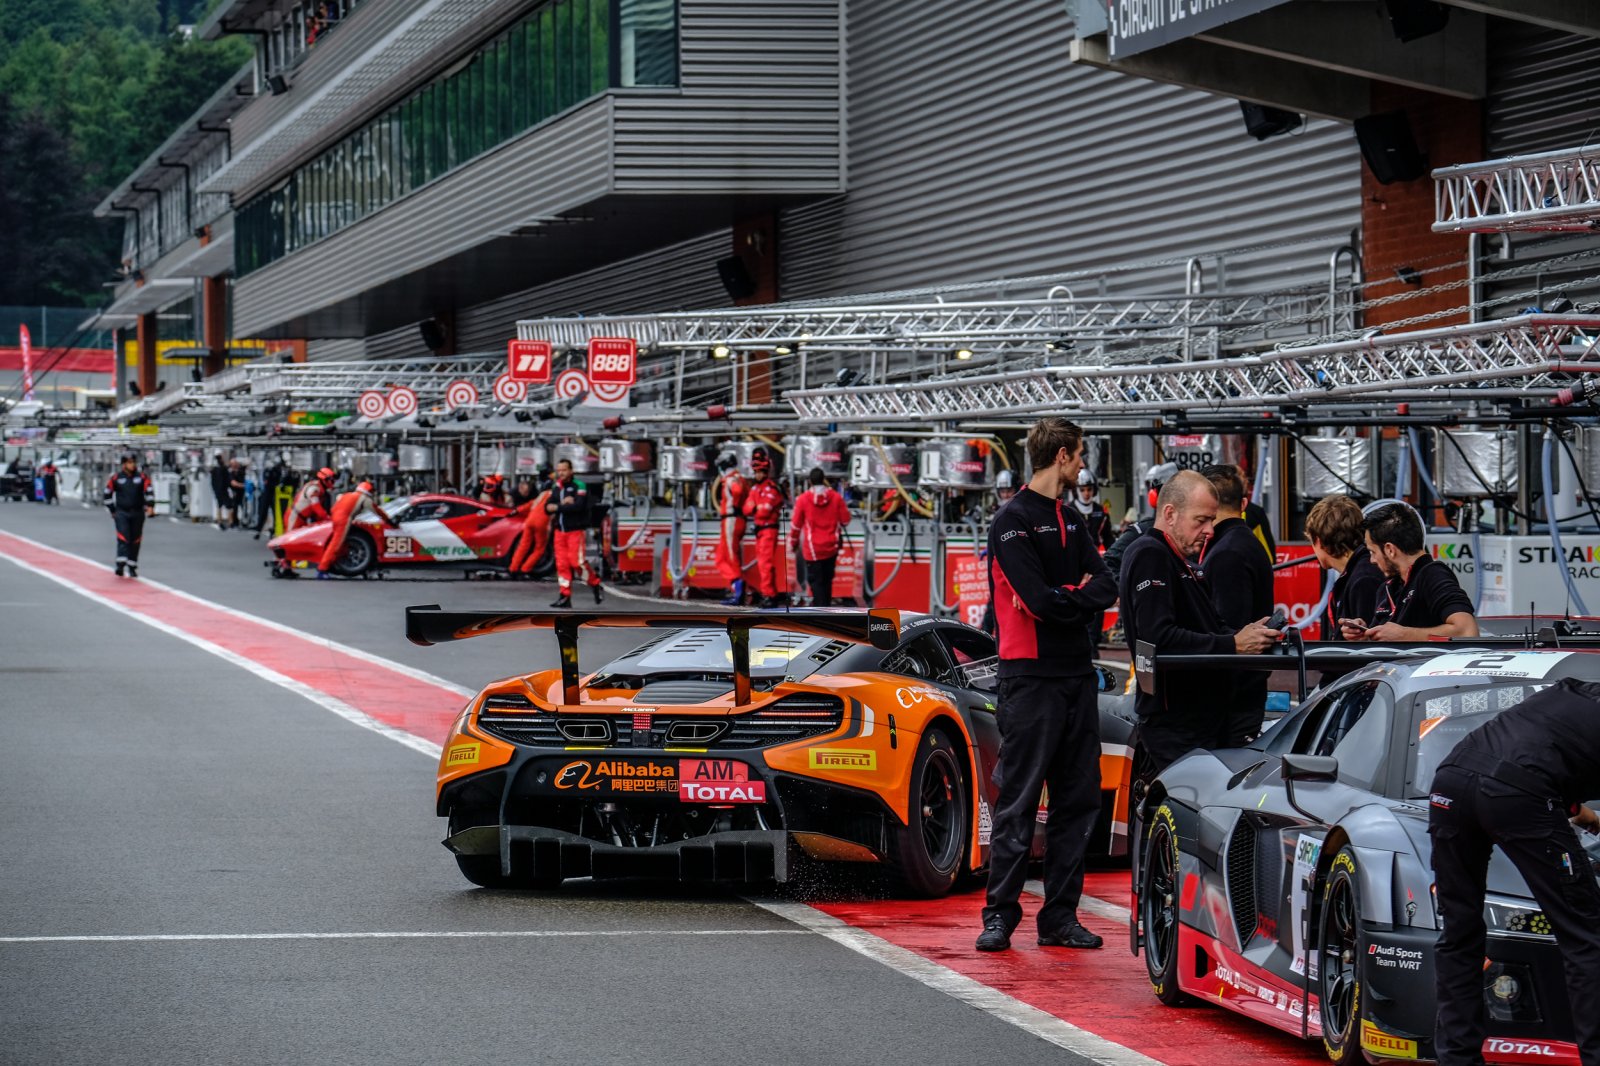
[809,748,876,771]
[444,743,481,767]
[1360,1020,1418,1059]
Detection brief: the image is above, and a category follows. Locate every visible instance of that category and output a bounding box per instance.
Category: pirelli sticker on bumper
[809,748,876,771]
[444,743,480,767]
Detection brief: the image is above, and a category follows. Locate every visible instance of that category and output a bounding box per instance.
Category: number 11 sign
[507,339,552,383]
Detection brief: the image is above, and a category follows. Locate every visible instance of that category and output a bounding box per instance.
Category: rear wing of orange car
[405,605,903,705]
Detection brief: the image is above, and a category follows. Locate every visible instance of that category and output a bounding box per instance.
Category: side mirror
[1282,753,1338,820]
[1282,754,1338,783]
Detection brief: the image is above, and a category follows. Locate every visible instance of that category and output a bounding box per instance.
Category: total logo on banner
[678,759,766,803]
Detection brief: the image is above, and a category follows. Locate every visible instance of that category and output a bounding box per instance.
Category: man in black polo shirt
[1120,471,1282,773]
[1339,502,1478,641]
[1201,464,1274,746]
[976,416,1117,954]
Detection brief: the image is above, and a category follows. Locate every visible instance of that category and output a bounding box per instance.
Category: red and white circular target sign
[357,390,387,419]
[386,386,418,417]
[589,380,631,403]
[553,369,588,400]
[492,373,527,405]
[444,380,479,410]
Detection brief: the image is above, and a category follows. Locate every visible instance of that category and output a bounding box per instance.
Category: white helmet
[1145,461,1180,489]
[1077,468,1097,488]
[995,469,1014,489]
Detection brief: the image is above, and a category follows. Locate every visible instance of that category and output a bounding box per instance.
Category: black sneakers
[1037,921,1103,949]
[550,594,572,608]
[592,583,604,604]
[975,917,1012,952]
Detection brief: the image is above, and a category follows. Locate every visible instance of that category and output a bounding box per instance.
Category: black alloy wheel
[886,727,968,897]
[1318,847,1366,1064]
[1142,804,1191,1006]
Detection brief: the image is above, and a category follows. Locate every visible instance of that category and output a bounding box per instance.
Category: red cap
[317,467,335,481]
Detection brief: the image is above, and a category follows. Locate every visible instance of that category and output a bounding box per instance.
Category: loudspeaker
[716,255,757,301]
[1239,101,1302,141]
[1354,111,1428,184]
[1383,0,1449,42]
[418,319,448,351]
[266,73,290,96]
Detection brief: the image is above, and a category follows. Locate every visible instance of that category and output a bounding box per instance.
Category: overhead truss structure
[517,288,1354,361]
[783,315,1600,424]
[1434,146,1600,234]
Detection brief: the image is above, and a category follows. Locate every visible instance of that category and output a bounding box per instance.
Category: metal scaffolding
[783,315,1600,423]
[1433,146,1600,234]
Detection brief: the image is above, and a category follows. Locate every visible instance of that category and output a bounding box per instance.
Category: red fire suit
[509,489,554,573]
[549,477,601,594]
[713,471,749,587]
[789,484,852,606]
[741,476,786,600]
[286,480,331,531]
[318,489,391,573]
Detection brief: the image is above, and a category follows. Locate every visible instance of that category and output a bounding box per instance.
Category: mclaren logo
[555,761,603,790]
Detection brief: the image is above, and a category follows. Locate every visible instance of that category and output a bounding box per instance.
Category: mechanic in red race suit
[741,447,786,608]
[712,453,750,606]
[1429,681,1600,1066]
[104,453,154,577]
[976,417,1118,954]
[546,458,603,608]
[286,467,336,532]
[789,467,852,606]
[507,480,554,578]
[316,481,394,579]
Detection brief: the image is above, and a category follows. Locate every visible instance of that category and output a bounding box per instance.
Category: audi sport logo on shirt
[999,529,1024,541]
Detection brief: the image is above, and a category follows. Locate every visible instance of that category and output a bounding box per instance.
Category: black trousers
[982,673,1101,934]
[1429,765,1600,1066]
[1223,674,1269,747]
[806,554,837,607]
[113,510,146,564]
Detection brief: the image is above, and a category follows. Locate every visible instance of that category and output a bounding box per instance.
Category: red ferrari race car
[267,493,535,576]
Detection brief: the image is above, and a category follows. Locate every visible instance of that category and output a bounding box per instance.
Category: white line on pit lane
[1025,880,1131,924]
[0,544,444,759]
[747,899,1162,1066]
[0,929,811,944]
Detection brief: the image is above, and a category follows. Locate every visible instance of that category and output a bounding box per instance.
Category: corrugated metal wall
[611,0,842,194]
[1481,21,1600,318]
[232,100,615,337]
[780,0,1360,301]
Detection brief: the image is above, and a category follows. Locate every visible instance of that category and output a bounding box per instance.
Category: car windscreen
[588,627,837,684]
[1408,682,1555,798]
[379,496,415,521]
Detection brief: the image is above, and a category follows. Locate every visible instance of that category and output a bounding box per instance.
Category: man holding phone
[1201,464,1275,745]
[1339,503,1477,641]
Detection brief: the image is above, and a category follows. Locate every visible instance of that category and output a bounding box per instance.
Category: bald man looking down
[1118,470,1282,776]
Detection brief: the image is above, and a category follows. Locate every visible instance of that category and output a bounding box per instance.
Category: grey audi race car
[1133,645,1600,1065]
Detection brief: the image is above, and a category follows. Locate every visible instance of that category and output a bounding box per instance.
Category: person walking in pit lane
[546,458,602,607]
[104,453,154,578]
[741,447,786,608]
[712,453,750,606]
[507,480,554,579]
[316,481,394,579]
[1429,681,1600,1066]
[975,416,1118,954]
[789,467,852,607]
[1339,502,1478,641]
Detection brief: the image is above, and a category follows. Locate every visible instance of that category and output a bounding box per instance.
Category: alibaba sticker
[555,761,602,790]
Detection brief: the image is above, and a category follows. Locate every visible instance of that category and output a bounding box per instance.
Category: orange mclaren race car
[408,607,1138,896]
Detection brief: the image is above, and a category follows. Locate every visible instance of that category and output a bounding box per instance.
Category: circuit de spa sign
[1107,0,1292,58]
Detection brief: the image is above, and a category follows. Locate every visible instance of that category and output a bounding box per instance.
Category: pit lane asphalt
[0,501,1102,1066]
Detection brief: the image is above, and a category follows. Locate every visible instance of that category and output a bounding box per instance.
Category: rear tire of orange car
[886,727,968,897]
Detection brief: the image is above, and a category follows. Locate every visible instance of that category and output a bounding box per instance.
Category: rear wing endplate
[406,605,902,706]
